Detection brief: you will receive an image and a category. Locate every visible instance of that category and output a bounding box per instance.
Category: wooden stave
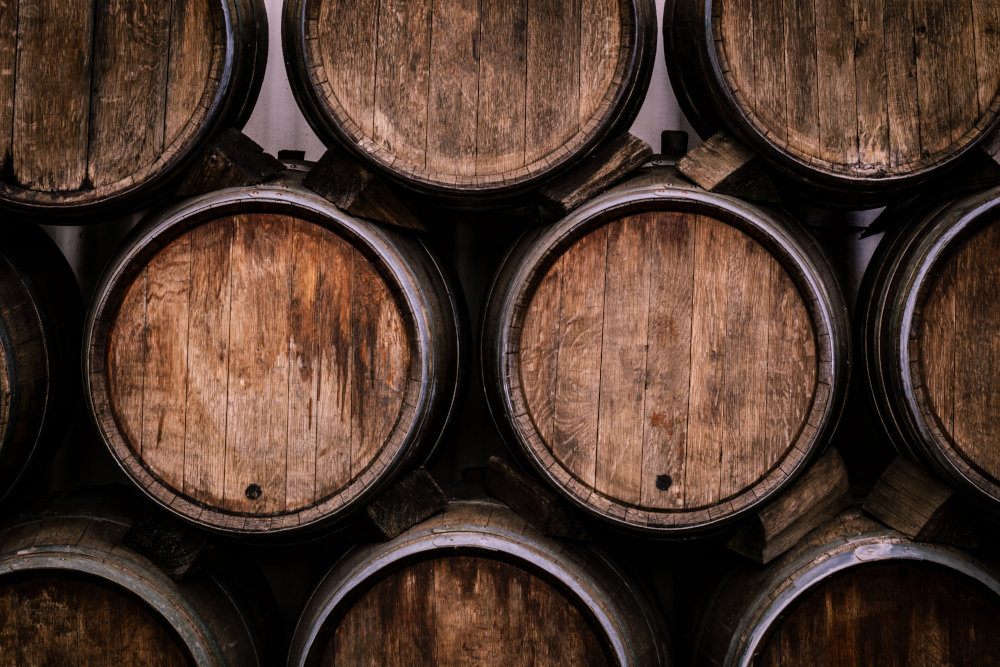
[481,166,851,536]
[0,223,81,504]
[690,508,1000,667]
[287,498,670,666]
[0,0,268,221]
[280,0,657,207]
[0,489,276,666]
[860,186,1000,513]
[82,168,464,537]
[663,0,1000,206]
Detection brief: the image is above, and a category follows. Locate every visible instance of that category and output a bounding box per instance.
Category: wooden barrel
[288,498,669,665]
[692,508,1000,666]
[665,0,1000,203]
[0,0,266,218]
[282,0,656,204]
[861,186,1000,513]
[0,490,276,665]
[0,224,81,503]
[483,167,850,535]
[84,165,463,537]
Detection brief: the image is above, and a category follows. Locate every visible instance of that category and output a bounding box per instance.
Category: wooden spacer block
[485,457,589,541]
[175,128,284,197]
[365,468,447,540]
[677,131,781,204]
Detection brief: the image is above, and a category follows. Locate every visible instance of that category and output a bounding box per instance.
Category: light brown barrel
[84,166,463,537]
[0,0,266,218]
[692,508,1000,666]
[0,224,81,502]
[862,185,1000,514]
[282,0,655,205]
[288,498,669,665]
[665,0,1000,204]
[483,166,850,535]
[0,490,276,665]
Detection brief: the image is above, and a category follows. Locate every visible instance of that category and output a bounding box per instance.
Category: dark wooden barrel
[692,508,1000,666]
[862,186,1000,514]
[84,165,463,537]
[665,0,1000,204]
[288,498,669,665]
[483,167,850,535]
[0,490,276,665]
[282,0,655,205]
[0,0,266,218]
[0,224,81,503]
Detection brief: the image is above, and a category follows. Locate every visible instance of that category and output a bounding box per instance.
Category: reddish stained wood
[918,253,956,438]
[519,256,563,448]
[814,0,858,166]
[595,214,650,506]
[883,0,919,169]
[757,562,1000,667]
[751,0,787,146]
[12,0,94,191]
[182,220,233,507]
[109,273,148,454]
[579,0,620,130]
[973,2,1000,120]
[642,213,693,510]
[553,226,608,489]
[476,0,527,176]
[780,0,819,158]
[854,0,889,168]
[328,556,610,666]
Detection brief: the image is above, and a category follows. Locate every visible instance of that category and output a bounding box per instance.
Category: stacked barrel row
[0,0,999,665]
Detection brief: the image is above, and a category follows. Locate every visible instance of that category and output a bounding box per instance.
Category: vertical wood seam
[521,0,530,168]
[313,239,325,506]
[592,224,612,490]
[473,0,483,174]
[221,218,236,505]
[423,0,435,170]
[138,269,149,457]
[371,0,383,143]
[851,0,862,166]
[284,219,296,513]
[763,257,773,466]
[811,0,820,159]
[348,249,357,478]
[681,218,698,506]
[909,0,924,156]
[83,0,102,186]
[181,229,193,495]
[7,0,21,167]
[161,0,176,154]
[970,0,983,116]
[638,213,654,503]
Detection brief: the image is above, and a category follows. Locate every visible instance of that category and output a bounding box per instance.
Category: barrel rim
[288,499,652,666]
[726,530,1000,667]
[0,543,219,665]
[281,0,657,204]
[0,0,267,219]
[666,0,1000,201]
[83,181,447,536]
[890,187,1000,508]
[483,172,850,534]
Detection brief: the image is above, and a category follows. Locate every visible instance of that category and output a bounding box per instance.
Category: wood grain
[2,0,231,207]
[327,556,611,666]
[756,562,1000,667]
[715,0,1000,175]
[107,214,410,518]
[304,0,634,188]
[0,575,193,666]
[919,220,1000,483]
[518,210,817,515]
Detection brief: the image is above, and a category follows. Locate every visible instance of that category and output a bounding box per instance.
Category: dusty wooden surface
[0,575,193,666]
[517,210,817,513]
[294,0,637,191]
[0,0,250,210]
[106,213,410,516]
[755,561,1000,666]
[714,0,1000,177]
[323,555,612,666]
[916,218,1000,484]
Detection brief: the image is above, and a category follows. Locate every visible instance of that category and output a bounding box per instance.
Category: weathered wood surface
[728,447,850,564]
[285,0,654,200]
[675,131,780,203]
[756,561,1000,667]
[916,219,1000,484]
[324,555,612,666]
[105,214,409,516]
[289,499,669,665]
[175,128,284,197]
[863,456,976,548]
[0,575,194,666]
[516,210,816,516]
[712,0,1000,177]
[0,0,263,215]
